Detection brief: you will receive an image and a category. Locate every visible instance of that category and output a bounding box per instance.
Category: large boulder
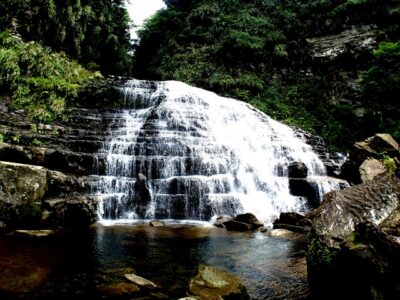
[341,133,399,184]
[307,174,400,299]
[0,161,48,227]
[273,212,312,233]
[234,213,263,230]
[42,195,98,228]
[188,264,249,300]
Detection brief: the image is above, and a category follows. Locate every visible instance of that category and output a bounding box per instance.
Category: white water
[93,79,343,224]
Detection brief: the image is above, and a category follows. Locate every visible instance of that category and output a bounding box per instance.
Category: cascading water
[93,79,344,224]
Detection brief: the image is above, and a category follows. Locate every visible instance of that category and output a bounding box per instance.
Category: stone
[223,220,252,231]
[355,133,399,158]
[341,133,399,184]
[0,161,48,227]
[269,229,296,238]
[124,273,158,289]
[273,212,311,233]
[234,213,263,230]
[307,174,400,299]
[359,158,386,183]
[149,220,165,227]
[42,196,97,228]
[212,215,233,228]
[288,178,319,208]
[288,162,308,178]
[310,174,400,247]
[189,264,249,300]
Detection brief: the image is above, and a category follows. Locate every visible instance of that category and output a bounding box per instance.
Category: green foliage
[360,41,400,139]
[0,0,132,75]
[0,30,101,124]
[381,155,397,174]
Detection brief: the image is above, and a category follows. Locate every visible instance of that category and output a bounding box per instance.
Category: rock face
[0,160,96,229]
[0,161,48,227]
[189,265,249,300]
[307,174,400,299]
[306,25,377,60]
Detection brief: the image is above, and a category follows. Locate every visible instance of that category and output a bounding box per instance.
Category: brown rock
[124,273,158,289]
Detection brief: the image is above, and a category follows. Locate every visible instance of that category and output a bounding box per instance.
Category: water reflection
[0,224,309,299]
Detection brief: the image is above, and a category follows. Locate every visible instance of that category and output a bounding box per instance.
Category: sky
[126,0,166,40]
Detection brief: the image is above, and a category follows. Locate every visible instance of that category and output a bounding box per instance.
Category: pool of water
[0,223,309,299]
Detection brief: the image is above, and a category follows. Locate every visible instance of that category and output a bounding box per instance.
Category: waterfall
[93,79,344,224]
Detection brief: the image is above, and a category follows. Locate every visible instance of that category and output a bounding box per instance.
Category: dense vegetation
[0,0,132,125]
[0,0,132,75]
[0,30,101,124]
[134,0,400,150]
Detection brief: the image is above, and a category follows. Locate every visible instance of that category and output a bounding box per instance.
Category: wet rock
[213,215,233,228]
[189,264,249,300]
[359,158,386,183]
[269,229,297,238]
[288,162,308,178]
[223,220,252,231]
[273,212,312,233]
[124,273,158,289]
[307,174,400,299]
[150,220,165,227]
[234,213,263,230]
[288,178,319,207]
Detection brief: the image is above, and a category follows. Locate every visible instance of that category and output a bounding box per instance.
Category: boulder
[288,162,308,178]
[223,220,252,231]
[42,195,97,228]
[269,229,296,238]
[273,212,312,233]
[359,158,386,183]
[307,174,400,299]
[189,264,249,300]
[234,213,263,230]
[212,215,233,228]
[124,274,158,289]
[341,133,399,184]
[0,161,48,227]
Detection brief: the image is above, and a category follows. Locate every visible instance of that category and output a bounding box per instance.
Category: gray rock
[124,273,158,289]
[307,174,400,299]
[189,264,249,300]
[234,213,263,230]
[359,158,386,183]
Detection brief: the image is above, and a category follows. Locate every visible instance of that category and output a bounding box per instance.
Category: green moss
[381,155,397,175]
[307,237,337,266]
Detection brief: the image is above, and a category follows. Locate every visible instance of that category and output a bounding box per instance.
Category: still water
[0,223,309,299]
